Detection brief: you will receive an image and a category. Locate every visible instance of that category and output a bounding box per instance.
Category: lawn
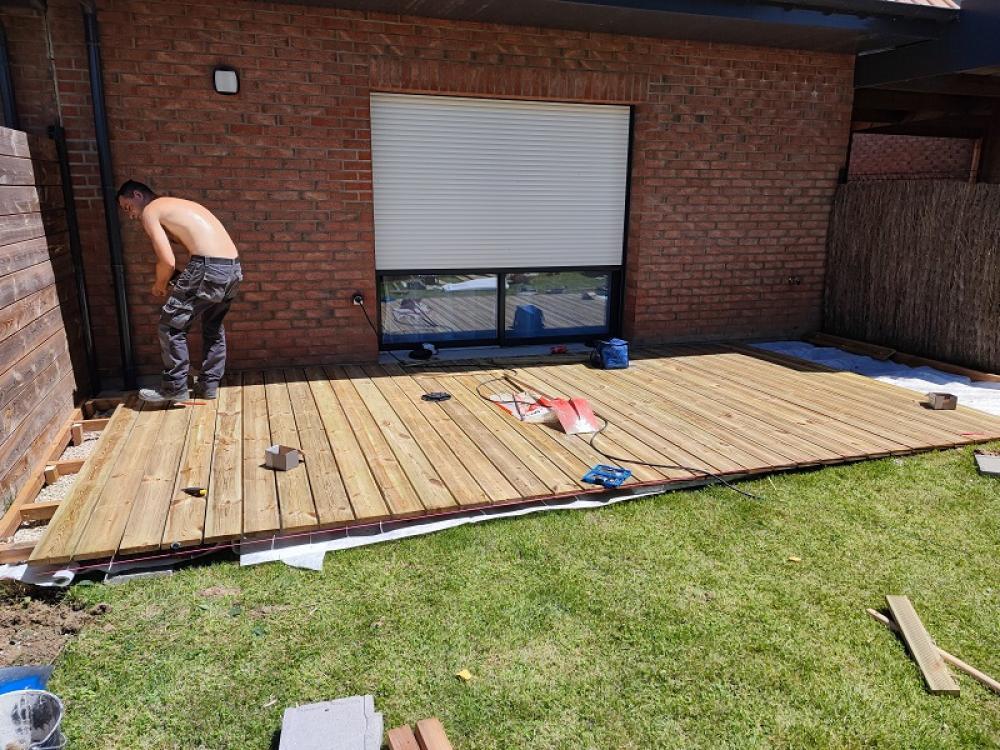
[51,444,1000,749]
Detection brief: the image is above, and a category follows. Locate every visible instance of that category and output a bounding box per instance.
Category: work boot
[138,386,190,404]
[193,379,218,400]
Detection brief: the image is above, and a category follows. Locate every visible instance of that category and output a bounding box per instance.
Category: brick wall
[38,0,852,376]
[0,8,60,135]
[848,134,976,181]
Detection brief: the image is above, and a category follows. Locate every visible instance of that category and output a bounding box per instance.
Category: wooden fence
[0,126,86,512]
[825,181,1000,373]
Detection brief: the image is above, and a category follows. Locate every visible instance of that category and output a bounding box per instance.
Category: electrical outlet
[351,292,365,306]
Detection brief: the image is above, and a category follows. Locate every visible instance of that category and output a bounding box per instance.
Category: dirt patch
[199,585,241,598]
[0,584,108,668]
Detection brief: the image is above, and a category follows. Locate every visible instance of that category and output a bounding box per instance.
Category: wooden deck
[28,344,1000,565]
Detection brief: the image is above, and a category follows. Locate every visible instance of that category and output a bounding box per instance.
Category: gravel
[58,431,103,461]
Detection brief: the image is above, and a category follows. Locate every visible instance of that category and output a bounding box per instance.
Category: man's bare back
[144,196,238,259]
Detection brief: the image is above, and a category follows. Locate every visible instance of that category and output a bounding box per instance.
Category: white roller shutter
[370,93,629,271]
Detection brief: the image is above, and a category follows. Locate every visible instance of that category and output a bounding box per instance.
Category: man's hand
[151,280,169,298]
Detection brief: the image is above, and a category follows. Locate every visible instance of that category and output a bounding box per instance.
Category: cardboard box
[265,444,301,471]
[925,392,957,410]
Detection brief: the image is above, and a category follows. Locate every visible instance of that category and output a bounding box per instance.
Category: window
[504,271,611,340]
[380,274,497,345]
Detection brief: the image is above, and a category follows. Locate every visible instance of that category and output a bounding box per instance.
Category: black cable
[357,300,408,366]
[585,416,762,500]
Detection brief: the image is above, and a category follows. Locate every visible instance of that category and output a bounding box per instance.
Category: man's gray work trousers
[158,256,242,393]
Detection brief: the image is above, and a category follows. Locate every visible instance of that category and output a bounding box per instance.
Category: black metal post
[0,23,19,131]
[83,6,136,389]
[50,123,101,394]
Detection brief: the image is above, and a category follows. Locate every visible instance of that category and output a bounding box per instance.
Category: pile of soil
[0,584,108,668]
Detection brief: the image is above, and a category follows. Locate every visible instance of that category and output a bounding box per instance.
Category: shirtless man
[117,180,242,403]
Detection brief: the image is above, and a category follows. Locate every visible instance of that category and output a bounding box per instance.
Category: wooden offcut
[24,346,1000,565]
[414,718,454,750]
[866,608,1000,695]
[387,726,421,750]
[885,595,960,695]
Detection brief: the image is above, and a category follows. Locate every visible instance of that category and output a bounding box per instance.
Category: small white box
[265,444,301,471]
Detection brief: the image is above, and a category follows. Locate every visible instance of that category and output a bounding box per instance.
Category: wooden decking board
[451,371,602,484]
[71,403,169,561]
[284,369,354,527]
[660,349,916,454]
[204,373,246,542]
[362,365,491,507]
[242,371,280,535]
[27,347,1000,564]
[416,369,582,494]
[726,345,1000,439]
[885,595,961,695]
[264,370,319,532]
[381,364,522,502]
[530,362,751,475]
[344,365,457,511]
[605,363,804,469]
[410,370,552,498]
[29,396,143,563]
[304,367,390,522]
[641,351,909,456]
[458,369,656,485]
[161,395,220,548]
[326,365,425,517]
[681,346,975,447]
[118,402,196,553]
[620,355,860,463]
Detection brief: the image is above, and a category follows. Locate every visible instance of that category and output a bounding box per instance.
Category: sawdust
[0,584,108,667]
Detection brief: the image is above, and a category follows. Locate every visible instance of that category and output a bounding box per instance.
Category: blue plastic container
[511,304,545,337]
[591,338,629,369]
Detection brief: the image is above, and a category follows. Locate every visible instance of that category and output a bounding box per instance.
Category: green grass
[55,445,1000,749]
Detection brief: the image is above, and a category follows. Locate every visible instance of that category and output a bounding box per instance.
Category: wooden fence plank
[0,185,64,217]
[0,233,69,277]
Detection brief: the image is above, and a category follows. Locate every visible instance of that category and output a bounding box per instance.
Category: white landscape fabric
[753,341,1000,416]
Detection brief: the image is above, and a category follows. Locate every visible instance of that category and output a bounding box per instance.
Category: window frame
[377,266,624,350]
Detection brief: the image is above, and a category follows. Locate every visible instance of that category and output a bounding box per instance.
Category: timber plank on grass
[305,366,389,522]
[161,396,220,548]
[204,373,245,542]
[885,595,961,695]
[284,369,354,527]
[119,402,196,553]
[72,404,169,561]
[29,396,142,563]
[264,369,319,532]
[242,371,279,536]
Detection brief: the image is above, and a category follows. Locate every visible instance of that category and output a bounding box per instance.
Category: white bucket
[0,690,66,749]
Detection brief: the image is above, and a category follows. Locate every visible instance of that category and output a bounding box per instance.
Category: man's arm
[142,207,176,297]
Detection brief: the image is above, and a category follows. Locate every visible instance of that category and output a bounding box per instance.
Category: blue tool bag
[591,338,629,370]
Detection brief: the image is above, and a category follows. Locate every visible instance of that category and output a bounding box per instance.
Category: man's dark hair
[116,180,156,201]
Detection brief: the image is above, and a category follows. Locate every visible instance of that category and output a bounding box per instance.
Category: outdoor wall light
[213,66,239,95]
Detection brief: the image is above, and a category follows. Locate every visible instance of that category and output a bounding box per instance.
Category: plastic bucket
[0,690,66,749]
